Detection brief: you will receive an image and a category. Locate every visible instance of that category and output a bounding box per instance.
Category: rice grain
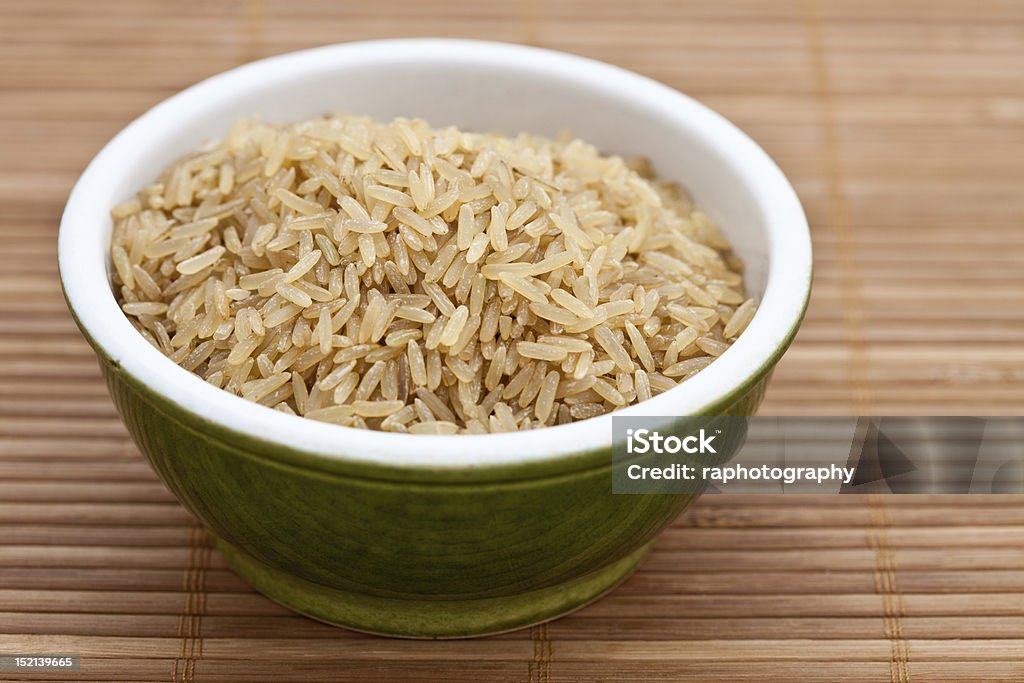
[111,114,756,434]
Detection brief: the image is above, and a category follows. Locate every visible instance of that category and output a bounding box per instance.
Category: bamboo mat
[2,0,1024,681]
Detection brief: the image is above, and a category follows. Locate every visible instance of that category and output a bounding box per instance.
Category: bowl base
[214,537,652,639]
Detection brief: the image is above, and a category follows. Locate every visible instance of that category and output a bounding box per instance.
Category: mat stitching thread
[801,0,873,416]
[542,622,552,682]
[172,523,209,683]
[870,497,911,683]
[242,0,265,64]
[171,525,195,683]
[528,624,538,683]
[802,2,911,680]
[521,0,541,47]
[527,623,552,683]
[191,530,211,682]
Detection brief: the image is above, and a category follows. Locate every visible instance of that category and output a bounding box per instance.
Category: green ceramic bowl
[59,40,812,638]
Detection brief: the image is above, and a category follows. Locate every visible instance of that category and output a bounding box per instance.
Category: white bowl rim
[59,38,812,470]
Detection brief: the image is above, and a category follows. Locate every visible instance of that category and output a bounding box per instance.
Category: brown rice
[110,115,756,434]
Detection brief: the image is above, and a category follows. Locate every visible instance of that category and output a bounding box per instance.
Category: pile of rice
[110,115,756,434]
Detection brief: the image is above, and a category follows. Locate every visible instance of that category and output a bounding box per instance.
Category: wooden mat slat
[7,500,1024,527]
[5,547,1024,575]
[4,569,1024,597]
[5,523,1024,548]
[3,634,1023,662]
[2,0,1023,681]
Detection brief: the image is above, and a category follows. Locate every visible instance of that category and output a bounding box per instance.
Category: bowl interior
[61,40,809,470]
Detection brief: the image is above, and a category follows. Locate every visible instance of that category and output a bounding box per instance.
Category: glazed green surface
[216,537,653,638]
[99,356,770,636]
